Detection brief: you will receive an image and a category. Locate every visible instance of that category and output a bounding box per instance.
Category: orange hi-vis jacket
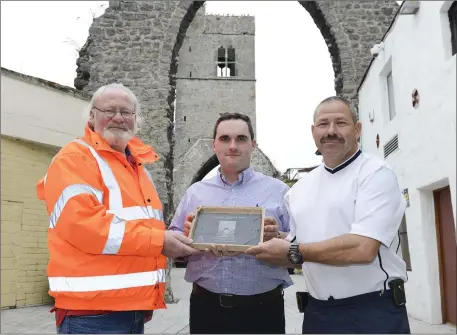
[36,125,167,311]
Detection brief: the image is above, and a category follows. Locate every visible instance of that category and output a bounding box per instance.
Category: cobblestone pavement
[1,268,455,334]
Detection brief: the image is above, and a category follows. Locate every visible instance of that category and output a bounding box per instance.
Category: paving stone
[1,269,455,334]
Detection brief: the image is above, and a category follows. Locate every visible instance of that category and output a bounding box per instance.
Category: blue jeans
[57,311,145,334]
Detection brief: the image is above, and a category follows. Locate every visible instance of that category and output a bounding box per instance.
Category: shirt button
[147,199,151,203]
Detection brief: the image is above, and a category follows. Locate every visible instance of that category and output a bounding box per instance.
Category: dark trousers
[189,284,286,334]
[57,311,145,334]
[302,290,411,334]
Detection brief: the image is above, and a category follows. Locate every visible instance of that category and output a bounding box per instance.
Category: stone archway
[191,154,219,185]
[175,146,280,207]
[74,0,399,221]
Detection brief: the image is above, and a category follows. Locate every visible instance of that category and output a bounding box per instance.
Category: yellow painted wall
[1,135,58,309]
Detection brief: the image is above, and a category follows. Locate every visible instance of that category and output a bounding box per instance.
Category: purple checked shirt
[169,166,294,295]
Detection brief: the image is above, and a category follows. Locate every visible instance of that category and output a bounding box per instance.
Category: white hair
[84,83,143,131]
[313,96,358,124]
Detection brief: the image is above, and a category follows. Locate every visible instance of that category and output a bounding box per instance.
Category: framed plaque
[188,206,265,252]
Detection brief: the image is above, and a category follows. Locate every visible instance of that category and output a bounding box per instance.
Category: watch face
[291,254,300,264]
[287,252,296,264]
[288,244,303,265]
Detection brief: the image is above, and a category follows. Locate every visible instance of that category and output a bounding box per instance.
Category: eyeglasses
[93,106,136,119]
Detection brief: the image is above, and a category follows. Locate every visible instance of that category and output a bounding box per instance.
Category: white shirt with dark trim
[285,150,408,300]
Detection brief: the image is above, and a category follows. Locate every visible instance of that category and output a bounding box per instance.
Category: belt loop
[219,294,235,309]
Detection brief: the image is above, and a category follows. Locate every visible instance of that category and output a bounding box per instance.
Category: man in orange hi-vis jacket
[36,83,199,334]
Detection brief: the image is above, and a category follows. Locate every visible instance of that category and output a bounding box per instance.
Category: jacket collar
[82,124,160,164]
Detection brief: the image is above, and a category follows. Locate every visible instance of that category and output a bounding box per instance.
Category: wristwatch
[287,243,304,265]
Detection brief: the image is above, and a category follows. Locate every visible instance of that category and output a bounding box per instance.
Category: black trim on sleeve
[377,251,390,291]
[395,231,409,281]
[291,237,296,243]
[396,231,401,254]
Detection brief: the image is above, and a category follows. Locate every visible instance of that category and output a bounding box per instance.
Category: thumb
[264,225,277,232]
[264,216,276,225]
[245,244,262,255]
[186,213,195,221]
[174,233,193,245]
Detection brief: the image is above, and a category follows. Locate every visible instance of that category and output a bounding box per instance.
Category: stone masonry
[172,7,279,205]
[74,0,399,221]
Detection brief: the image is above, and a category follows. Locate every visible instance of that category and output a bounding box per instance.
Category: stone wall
[171,10,280,205]
[74,0,399,220]
[299,1,398,104]
[174,79,256,161]
[176,16,255,80]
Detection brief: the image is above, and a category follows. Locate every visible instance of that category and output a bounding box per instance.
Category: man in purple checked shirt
[168,112,293,334]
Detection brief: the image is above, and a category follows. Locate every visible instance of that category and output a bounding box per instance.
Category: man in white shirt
[246,96,410,334]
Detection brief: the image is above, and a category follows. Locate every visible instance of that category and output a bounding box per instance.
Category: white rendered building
[357,1,456,326]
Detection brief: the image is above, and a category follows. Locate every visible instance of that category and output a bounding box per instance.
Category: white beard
[103,128,133,149]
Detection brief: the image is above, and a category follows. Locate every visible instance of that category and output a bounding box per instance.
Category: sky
[1,1,337,175]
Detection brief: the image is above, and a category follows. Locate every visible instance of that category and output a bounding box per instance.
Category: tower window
[217,46,236,77]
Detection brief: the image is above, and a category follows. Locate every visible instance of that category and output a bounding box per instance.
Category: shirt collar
[217,166,255,186]
[324,149,362,174]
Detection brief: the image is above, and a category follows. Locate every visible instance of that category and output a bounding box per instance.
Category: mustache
[106,124,128,130]
[321,135,344,143]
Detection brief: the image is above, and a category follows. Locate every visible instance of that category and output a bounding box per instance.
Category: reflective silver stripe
[102,216,126,254]
[48,269,166,292]
[53,140,164,255]
[141,170,163,221]
[73,139,123,209]
[49,184,103,228]
[153,208,164,222]
[102,206,163,254]
[107,206,163,221]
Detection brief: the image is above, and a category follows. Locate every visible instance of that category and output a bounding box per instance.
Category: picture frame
[188,206,265,252]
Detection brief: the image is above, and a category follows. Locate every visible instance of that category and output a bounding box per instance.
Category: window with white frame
[386,71,396,121]
[217,46,236,77]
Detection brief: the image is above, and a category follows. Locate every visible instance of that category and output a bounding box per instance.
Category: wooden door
[434,186,457,325]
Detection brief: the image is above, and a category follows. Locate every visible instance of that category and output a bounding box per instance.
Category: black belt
[308,289,394,308]
[192,283,283,308]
